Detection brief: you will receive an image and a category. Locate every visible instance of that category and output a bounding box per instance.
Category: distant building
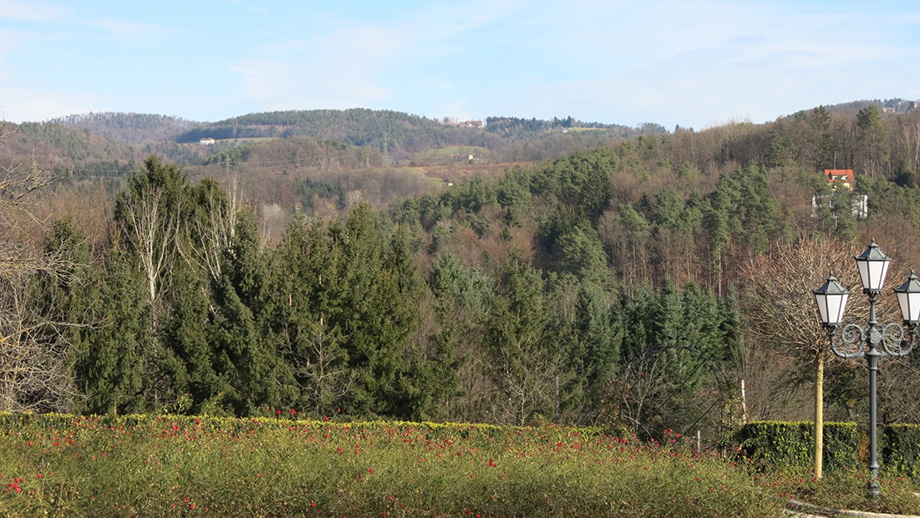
[813,169,867,219]
[199,137,216,146]
[460,120,483,128]
[824,169,855,190]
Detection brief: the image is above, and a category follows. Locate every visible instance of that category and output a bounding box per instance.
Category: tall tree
[74,245,150,414]
[739,235,862,479]
[483,256,558,425]
[0,125,90,413]
[810,106,837,170]
[114,156,187,310]
[856,105,890,177]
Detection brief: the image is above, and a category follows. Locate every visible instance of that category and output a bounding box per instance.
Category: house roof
[824,169,855,185]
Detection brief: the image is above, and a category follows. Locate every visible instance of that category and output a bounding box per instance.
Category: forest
[3,101,920,447]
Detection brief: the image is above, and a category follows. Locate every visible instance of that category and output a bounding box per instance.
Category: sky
[1,0,919,130]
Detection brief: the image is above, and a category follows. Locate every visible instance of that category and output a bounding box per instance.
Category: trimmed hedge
[0,411,621,444]
[738,421,920,477]
[883,424,920,478]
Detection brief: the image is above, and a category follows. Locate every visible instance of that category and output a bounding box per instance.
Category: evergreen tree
[74,246,151,414]
[810,106,836,170]
[210,212,291,414]
[554,224,610,287]
[856,105,890,177]
[483,256,556,425]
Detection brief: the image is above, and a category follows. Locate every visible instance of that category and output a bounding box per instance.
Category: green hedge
[883,424,920,478]
[738,421,920,477]
[0,411,620,443]
[737,421,861,472]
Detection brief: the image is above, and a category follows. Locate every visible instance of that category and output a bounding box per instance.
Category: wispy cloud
[2,0,918,126]
[0,87,100,123]
[229,0,523,111]
[86,18,171,39]
[0,0,66,22]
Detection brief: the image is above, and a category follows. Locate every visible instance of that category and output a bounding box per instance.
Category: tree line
[6,103,920,444]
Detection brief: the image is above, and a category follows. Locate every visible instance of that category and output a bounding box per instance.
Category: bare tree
[115,157,185,309]
[0,125,85,412]
[739,234,872,478]
[180,174,243,281]
[285,317,357,415]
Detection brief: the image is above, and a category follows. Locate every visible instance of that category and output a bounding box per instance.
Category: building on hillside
[812,169,868,219]
[199,137,216,146]
[825,169,855,190]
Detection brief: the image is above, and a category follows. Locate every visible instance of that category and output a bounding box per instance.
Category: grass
[0,414,916,517]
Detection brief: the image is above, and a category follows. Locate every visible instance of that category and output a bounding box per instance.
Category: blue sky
[1,0,919,129]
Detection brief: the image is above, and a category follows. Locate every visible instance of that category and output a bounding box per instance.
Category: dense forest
[3,101,920,446]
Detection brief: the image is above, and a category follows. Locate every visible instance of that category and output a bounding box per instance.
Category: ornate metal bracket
[826,322,918,359]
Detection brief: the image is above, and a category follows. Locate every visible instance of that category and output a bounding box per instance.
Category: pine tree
[74,246,151,414]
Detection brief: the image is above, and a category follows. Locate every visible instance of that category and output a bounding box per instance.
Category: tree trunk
[815,350,824,480]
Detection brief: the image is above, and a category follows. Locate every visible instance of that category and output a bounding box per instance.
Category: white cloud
[0,0,66,22]
[0,88,100,123]
[228,0,525,111]
[86,18,171,39]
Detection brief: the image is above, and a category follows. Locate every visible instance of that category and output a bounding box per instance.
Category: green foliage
[554,224,610,287]
[0,414,783,518]
[73,247,151,415]
[737,421,862,472]
[483,256,556,424]
[882,424,920,479]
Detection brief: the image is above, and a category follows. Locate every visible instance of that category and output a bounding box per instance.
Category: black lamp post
[813,239,920,497]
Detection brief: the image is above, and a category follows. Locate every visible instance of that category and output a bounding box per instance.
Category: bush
[0,413,783,517]
[736,421,861,472]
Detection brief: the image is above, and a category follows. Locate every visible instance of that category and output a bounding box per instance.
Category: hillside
[47,112,196,145]
[3,108,666,186]
[4,98,920,445]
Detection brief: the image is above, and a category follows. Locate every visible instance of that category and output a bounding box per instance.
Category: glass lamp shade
[814,273,851,326]
[855,239,891,292]
[894,270,920,323]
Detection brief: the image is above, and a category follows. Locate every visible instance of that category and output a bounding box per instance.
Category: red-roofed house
[813,169,867,219]
[825,169,855,190]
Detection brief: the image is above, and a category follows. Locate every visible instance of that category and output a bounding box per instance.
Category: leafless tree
[117,183,181,306]
[0,124,85,412]
[284,317,357,415]
[738,234,880,477]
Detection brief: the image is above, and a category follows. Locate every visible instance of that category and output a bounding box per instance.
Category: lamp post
[813,239,920,497]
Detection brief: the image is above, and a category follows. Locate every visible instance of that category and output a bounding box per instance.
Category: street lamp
[813,239,920,497]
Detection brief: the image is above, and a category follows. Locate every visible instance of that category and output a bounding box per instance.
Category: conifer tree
[74,246,151,414]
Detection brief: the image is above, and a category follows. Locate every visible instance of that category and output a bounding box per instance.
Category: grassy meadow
[1,414,919,517]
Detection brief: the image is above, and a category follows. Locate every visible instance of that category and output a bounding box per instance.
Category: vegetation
[5,99,920,513]
[0,413,783,518]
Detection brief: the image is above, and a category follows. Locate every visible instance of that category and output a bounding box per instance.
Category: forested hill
[173,108,658,158]
[47,112,196,144]
[5,108,659,169]
[11,100,915,172]
[4,98,920,445]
